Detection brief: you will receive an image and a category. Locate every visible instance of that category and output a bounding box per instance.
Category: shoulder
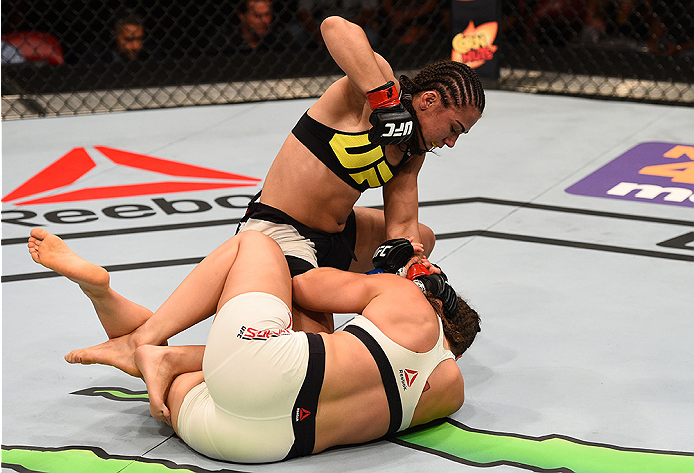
[362,276,438,341]
[309,77,369,128]
[409,360,465,427]
[432,360,466,412]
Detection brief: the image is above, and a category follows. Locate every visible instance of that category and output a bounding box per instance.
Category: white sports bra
[343,315,455,432]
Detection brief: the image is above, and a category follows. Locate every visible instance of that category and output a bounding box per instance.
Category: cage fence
[2,0,692,120]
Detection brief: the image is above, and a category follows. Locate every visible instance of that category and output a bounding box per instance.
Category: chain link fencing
[2,0,692,120]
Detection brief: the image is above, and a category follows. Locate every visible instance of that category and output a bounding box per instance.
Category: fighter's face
[417,93,481,150]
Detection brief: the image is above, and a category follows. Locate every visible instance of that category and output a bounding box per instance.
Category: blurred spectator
[81,11,162,63]
[382,0,439,45]
[648,2,694,56]
[289,0,380,49]
[582,0,652,49]
[525,0,587,44]
[2,40,26,64]
[501,0,531,42]
[218,0,290,54]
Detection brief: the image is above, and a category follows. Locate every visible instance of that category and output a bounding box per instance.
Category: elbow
[321,16,359,42]
[320,16,346,37]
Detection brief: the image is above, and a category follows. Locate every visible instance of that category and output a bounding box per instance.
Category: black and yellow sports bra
[292,112,410,192]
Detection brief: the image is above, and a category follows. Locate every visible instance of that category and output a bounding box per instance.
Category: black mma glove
[413,274,459,318]
[366,81,414,146]
[372,238,414,277]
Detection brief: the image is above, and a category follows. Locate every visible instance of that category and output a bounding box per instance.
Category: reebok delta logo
[296,408,311,421]
[2,146,261,206]
[399,369,418,390]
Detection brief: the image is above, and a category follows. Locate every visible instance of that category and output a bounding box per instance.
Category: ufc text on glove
[366,81,414,145]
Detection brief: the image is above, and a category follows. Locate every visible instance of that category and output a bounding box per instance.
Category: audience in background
[81,11,162,63]
[382,0,439,45]
[648,2,694,56]
[582,0,652,50]
[289,0,380,49]
[525,0,588,44]
[217,0,291,54]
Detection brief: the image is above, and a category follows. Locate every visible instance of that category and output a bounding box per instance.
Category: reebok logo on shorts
[295,407,311,421]
[237,325,291,340]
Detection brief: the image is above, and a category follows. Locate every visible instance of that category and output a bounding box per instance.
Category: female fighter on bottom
[28,228,480,463]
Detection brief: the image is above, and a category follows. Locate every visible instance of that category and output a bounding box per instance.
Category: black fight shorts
[237,192,357,277]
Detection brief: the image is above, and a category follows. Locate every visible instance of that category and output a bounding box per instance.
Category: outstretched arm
[292,267,431,330]
[293,267,384,315]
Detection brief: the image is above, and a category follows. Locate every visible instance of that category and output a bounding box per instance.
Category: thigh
[218,230,292,311]
[169,371,205,435]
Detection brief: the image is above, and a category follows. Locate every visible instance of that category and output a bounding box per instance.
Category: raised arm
[320,16,394,94]
[316,16,413,146]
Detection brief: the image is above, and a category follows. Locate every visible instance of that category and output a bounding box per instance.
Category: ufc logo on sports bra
[329,133,394,188]
[382,121,413,139]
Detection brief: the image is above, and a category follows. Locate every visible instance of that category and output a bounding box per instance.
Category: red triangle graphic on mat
[2,146,261,206]
[299,408,311,421]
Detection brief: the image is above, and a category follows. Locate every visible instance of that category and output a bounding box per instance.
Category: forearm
[292,268,377,314]
[320,16,389,93]
[383,158,425,244]
[385,218,422,244]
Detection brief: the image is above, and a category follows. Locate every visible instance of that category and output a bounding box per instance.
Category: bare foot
[65,333,141,378]
[28,228,109,298]
[29,227,154,339]
[135,345,177,425]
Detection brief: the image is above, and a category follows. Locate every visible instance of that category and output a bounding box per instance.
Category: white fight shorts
[176,292,321,463]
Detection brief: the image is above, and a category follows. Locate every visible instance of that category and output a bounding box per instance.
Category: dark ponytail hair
[425,293,481,358]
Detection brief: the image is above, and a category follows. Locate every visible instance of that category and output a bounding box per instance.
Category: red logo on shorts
[237,325,292,340]
[297,408,311,421]
[2,146,261,205]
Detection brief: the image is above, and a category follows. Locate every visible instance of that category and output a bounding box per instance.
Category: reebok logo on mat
[566,142,694,208]
[2,146,261,206]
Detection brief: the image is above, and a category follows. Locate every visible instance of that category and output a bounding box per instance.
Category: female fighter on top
[28,228,480,463]
[237,15,485,332]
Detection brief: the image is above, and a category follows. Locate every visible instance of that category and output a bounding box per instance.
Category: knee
[235,229,270,246]
[419,223,436,255]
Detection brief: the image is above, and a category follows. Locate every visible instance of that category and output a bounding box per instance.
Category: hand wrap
[372,238,414,277]
[366,81,414,146]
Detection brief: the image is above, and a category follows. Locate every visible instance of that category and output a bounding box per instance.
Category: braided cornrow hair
[398,60,485,156]
[425,293,481,358]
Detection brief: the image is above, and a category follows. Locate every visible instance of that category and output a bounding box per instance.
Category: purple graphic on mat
[566,142,694,208]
